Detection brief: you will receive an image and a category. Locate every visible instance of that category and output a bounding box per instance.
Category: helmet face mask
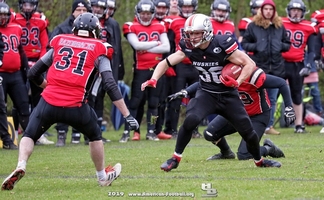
[72,13,101,39]
[286,0,306,23]
[0,2,10,27]
[90,0,107,19]
[211,0,231,22]
[19,0,38,20]
[135,0,155,26]
[183,14,213,49]
[178,0,198,18]
[107,0,116,17]
[153,0,170,20]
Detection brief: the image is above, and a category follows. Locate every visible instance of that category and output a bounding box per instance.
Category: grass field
[1,125,324,200]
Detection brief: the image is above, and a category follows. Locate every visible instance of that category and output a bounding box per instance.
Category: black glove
[168,89,188,101]
[125,114,139,130]
[299,64,311,77]
[284,106,296,126]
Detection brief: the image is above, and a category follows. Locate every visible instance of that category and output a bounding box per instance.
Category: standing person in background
[1,13,139,190]
[282,0,317,133]
[13,0,53,145]
[119,0,170,142]
[169,0,179,17]
[142,14,282,171]
[241,0,291,135]
[0,2,30,141]
[49,0,90,146]
[0,30,18,150]
[237,0,264,43]
[161,0,200,138]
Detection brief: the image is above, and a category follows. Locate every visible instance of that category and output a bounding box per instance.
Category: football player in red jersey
[0,2,30,136]
[13,0,53,145]
[142,14,282,171]
[282,0,317,133]
[119,0,170,143]
[210,0,235,36]
[1,13,139,190]
[237,0,264,43]
[169,68,295,160]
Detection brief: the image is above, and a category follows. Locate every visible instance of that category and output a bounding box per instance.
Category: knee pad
[203,129,215,142]
[128,97,142,110]
[182,114,200,131]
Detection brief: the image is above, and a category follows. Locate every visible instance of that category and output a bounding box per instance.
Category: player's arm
[305,34,317,64]
[39,26,49,57]
[280,27,291,53]
[141,50,186,90]
[227,49,256,86]
[27,49,53,88]
[146,33,170,53]
[126,33,161,50]
[240,25,257,52]
[19,44,29,82]
[0,33,4,66]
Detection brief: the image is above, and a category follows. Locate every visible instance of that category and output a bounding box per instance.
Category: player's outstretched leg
[160,156,181,172]
[98,163,122,186]
[1,168,25,190]
[263,139,285,158]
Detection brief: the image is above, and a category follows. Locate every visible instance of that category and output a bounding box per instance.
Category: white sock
[17,160,27,170]
[96,169,106,181]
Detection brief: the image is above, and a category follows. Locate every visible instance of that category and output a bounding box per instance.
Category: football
[221,63,242,79]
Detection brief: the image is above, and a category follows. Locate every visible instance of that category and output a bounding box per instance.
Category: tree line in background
[5,0,324,123]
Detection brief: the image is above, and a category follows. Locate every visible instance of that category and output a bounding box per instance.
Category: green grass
[1,125,324,200]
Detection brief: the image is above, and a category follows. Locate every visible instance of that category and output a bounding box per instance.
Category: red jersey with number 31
[42,34,107,107]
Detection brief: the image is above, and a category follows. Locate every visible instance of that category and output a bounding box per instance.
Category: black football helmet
[135,0,155,26]
[210,0,231,22]
[72,13,101,39]
[90,0,107,19]
[153,0,170,20]
[0,2,10,27]
[286,0,306,23]
[18,0,38,20]
[178,0,198,18]
[249,0,264,16]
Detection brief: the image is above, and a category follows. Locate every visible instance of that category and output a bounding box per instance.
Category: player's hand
[168,89,188,101]
[284,106,296,126]
[141,79,157,91]
[299,64,311,77]
[219,75,238,88]
[124,114,139,130]
[165,67,176,77]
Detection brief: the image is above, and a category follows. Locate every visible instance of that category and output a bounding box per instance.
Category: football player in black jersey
[141,13,282,171]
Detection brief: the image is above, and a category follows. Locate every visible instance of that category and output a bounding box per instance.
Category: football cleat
[119,131,130,143]
[132,132,140,141]
[206,150,236,160]
[98,163,122,186]
[263,139,285,158]
[157,132,172,140]
[160,157,179,172]
[1,168,25,190]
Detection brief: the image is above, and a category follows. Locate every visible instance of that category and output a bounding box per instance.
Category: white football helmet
[183,14,213,49]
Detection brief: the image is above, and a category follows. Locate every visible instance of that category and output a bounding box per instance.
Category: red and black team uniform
[122,20,166,136]
[311,9,324,60]
[0,22,30,130]
[282,17,317,106]
[166,16,199,134]
[202,70,292,160]
[13,12,48,108]
[210,18,235,35]
[25,34,122,142]
[237,16,253,38]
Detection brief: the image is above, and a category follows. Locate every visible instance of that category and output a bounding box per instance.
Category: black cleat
[2,142,18,150]
[160,157,179,172]
[192,129,203,138]
[206,151,235,160]
[263,139,285,158]
[256,159,281,168]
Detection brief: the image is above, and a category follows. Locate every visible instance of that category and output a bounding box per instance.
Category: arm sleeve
[0,33,4,62]
[96,56,123,101]
[280,27,291,52]
[168,29,176,53]
[27,49,53,85]
[262,74,292,107]
[146,33,170,53]
[306,34,317,64]
[126,33,159,50]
